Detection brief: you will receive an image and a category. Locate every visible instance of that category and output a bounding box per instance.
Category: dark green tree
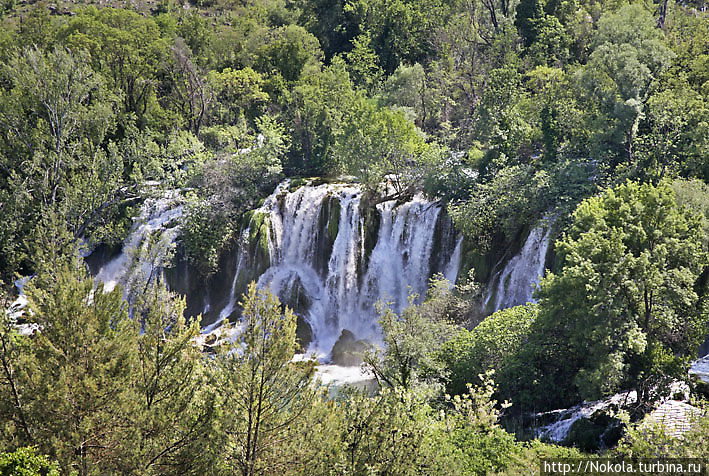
[536,181,708,407]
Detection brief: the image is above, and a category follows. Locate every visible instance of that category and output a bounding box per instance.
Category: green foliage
[335,386,462,476]
[577,4,675,168]
[0,45,135,277]
[365,276,460,391]
[344,0,452,73]
[180,114,286,275]
[535,180,708,406]
[515,0,545,47]
[1,0,709,465]
[449,164,552,252]
[344,32,384,93]
[256,24,323,83]
[439,303,538,398]
[335,96,428,196]
[614,408,709,458]
[494,439,584,475]
[0,255,218,475]
[59,7,171,129]
[0,447,59,476]
[207,67,270,125]
[634,81,709,181]
[211,283,318,476]
[472,65,534,160]
[295,0,358,58]
[16,259,139,474]
[444,374,519,475]
[132,282,219,475]
[671,178,709,248]
[289,57,358,175]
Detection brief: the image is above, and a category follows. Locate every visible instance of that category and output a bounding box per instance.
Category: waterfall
[691,355,709,384]
[443,237,463,285]
[484,219,552,313]
[215,181,462,357]
[96,192,183,299]
[94,181,462,359]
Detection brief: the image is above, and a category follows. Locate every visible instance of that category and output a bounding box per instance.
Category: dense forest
[1,0,709,473]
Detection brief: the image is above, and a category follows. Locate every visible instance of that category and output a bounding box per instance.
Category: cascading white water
[94,181,462,359]
[691,355,709,384]
[536,391,637,443]
[484,220,552,313]
[443,237,463,286]
[360,196,443,314]
[215,182,462,357]
[96,192,183,298]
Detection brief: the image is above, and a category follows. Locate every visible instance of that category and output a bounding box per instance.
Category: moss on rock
[326,197,341,243]
[359,203,381,277]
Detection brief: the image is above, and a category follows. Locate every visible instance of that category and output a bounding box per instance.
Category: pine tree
[22,258,139,476]
[212,283,317,476]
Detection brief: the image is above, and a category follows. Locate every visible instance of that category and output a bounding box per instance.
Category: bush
[0,448,59,476]
[439,303,538,398]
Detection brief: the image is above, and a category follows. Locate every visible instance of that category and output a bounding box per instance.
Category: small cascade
[443,237,463,286]
[202,228,250,334]
[484,220,552,313]
[690,355,709,384]
[96,192,183,299]
[536,391,637,443]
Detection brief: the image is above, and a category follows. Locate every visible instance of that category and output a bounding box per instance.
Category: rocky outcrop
[330,329,371,366]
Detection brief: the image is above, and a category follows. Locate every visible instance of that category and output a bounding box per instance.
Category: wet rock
[330,329,371,366]
[296,316,313,352]
[564,418,605,452]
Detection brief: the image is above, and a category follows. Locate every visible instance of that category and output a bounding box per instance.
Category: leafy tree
[59,7,171,130]
[336,386,462,476]
[176,11,215,67]
[344,32,383,93]
[207,67,270,126]
[256,25,323,83]
[365,276,459,391]
[336,97,428,197]
[0,46,128,277]
[443,373,519,475]
[449,164,552,252]
[671,178,709,249]
[634,81,709,181]
[515,0,545,47]
[211,283,317,476]
[163,38,212,136]
[295,0,358,58]
[131,281,219,475]
[472,64,535,160]
[289,57,359,175]
[577,4,675,168]
[180,115,286,274]
[19,258,138,476]
[439,303,539,398]
[0,447,59,476]
[14,4,55,50]
[535,181,708,407]
[344,0,451,73]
